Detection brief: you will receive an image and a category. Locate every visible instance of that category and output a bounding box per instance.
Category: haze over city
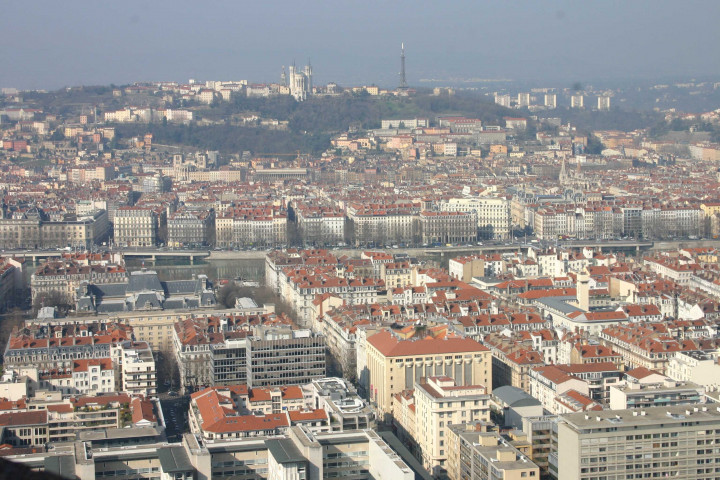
[3,0,720,89]
[5,2,720,480]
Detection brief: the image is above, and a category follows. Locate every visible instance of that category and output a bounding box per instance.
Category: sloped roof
[492,386,541,408]
[367,330,487,357]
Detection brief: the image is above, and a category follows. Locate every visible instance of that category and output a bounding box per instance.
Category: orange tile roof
[367,330,488,357]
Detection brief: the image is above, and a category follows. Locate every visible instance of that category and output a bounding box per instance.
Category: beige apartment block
[365,330,492,418]
[447,425,540,480]
[413,376,491,475]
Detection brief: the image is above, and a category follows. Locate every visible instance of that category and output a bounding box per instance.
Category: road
[206,240,664,260]
[5,239,718,263]
[160,395,190,442]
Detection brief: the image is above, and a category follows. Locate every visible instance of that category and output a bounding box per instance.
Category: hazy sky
[2,0,719,90]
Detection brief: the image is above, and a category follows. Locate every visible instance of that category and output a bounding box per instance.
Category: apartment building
[173,318,326,391]
[5,426,415,480]
[69,358,116,396]
[609,376,704,410]
[309,377,375,431]
[570,95,584,108]
[412,376,491,475]
[365,330,492,418]
[31,254,127,304]
[0,256,24,312]
[666,350,720,388]
[229,208,287,247]
[264,248,338,295]
[292,203,346,246]
[447,426,540,480]
[113,206,159,247]
[4,321,131,370]
[347,203,420,247]
[440,197,511,240]
[599,323,719,374]
[0,209,110,249]
[167,208,215,247]
[282,269,384,325]
[556,405,720,480]
[420,211,477,245]
[490,346,545,393]
[119,340,157,397]
[529,365,590,415]
[448,255,485,282]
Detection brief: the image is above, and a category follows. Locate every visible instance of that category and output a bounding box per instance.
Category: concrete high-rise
[598,95,611,111]
[556,405,720,480]
[545,93,557,108]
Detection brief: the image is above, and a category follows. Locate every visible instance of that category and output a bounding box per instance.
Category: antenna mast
[399,43,408,90]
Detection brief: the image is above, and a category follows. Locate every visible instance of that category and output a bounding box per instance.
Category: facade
[113,207,158,247]
[5,427,414,480]
[69,358,116,396]
[365,330,492,417]
[119,340,157,397]
[413,376,491,475]
[0,209,109,249]
[419,211,477,245]
[597,95,611,111]
[440,197,511,240]
[447,426,540,480]
[229,209,288,247]
[570,95,584,108]
[173,318,326,391]
[544,94,557,108]
[167,208,215,248]
[529,366,589,415]
[346,203,420,247]
[0,256,24,312]
[608,378,704,410]
[667,350,720,388]
[448,255,485,282]
[293,203,345,246]
[31,253,126,305]
[4,321,131,370]
[556,405,720,480]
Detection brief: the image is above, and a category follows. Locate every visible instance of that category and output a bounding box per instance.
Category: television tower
[399,43,408,90]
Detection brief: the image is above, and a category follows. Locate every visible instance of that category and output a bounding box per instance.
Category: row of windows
[96,467,160,477]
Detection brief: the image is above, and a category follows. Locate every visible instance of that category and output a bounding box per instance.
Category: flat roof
[157,446,194,473]
[563,405,720,429]
[265,438,306,465]
[377,431,433,480]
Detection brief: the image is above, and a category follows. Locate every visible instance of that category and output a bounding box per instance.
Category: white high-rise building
[495,94,511,108]
[571,94,584,108]
[545,93,557,108]
[597,95,611,111]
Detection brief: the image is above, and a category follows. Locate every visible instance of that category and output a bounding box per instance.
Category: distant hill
[116,92,517,155]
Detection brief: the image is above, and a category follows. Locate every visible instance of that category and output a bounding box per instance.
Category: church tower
[559,158,568,184]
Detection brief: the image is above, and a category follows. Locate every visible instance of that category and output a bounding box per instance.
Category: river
[124,258,266,283]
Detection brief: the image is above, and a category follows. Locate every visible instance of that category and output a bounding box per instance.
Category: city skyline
[3,0,720,90]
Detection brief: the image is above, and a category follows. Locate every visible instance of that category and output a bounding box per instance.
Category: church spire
[559,158,568,184]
